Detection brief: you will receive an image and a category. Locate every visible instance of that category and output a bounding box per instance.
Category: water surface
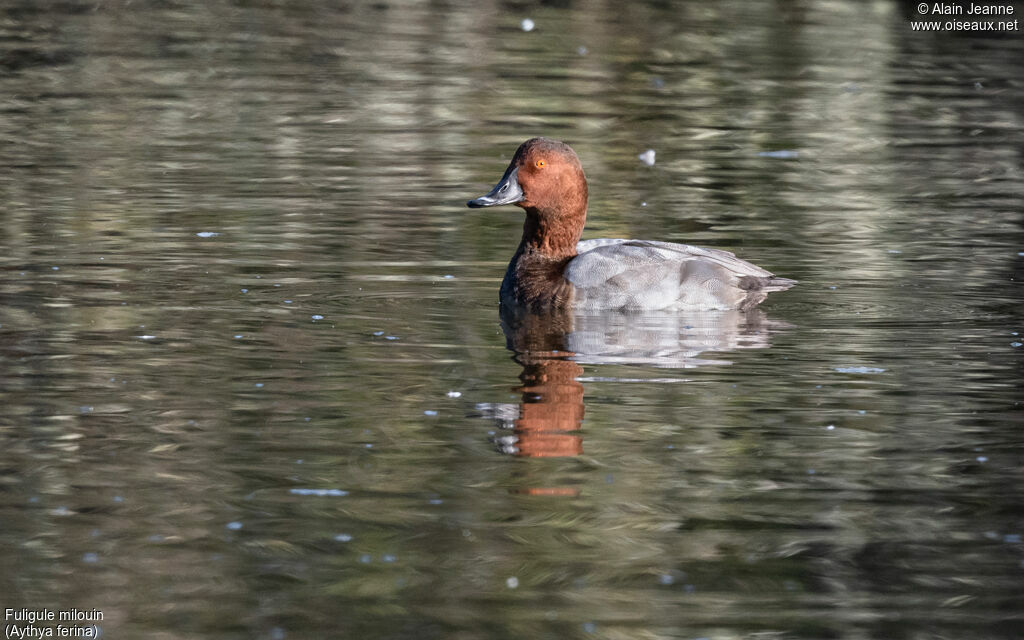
[2,1,1023,639]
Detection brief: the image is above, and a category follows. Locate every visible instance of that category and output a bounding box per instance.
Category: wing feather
[567,239,785,311]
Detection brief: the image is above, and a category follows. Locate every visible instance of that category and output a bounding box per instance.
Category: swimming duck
[468,137,796,311]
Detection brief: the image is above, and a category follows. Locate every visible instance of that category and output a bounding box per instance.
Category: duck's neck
[516,205,586,260]
[502,205,586,308]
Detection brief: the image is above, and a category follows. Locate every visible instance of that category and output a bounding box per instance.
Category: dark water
[2,1,1023,638]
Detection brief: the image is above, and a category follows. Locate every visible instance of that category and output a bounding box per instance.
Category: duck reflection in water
[480,305,790,494]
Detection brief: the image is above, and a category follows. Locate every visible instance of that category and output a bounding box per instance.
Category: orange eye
[536,159,546,168]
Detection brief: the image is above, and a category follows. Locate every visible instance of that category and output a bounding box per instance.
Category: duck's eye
[536,159,546,168]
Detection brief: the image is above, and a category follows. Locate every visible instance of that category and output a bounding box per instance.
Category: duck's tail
[736,275,797,311]
[762,277,798,292]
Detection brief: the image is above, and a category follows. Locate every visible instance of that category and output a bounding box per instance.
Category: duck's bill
[467,167,523,208]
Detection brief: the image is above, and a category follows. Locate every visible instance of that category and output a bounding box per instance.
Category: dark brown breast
[500,250,576,311]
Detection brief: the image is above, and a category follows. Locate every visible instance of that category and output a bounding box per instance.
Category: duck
[467,137,796,312]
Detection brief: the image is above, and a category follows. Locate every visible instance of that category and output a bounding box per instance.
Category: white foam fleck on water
[226,521,243,530]
[835,366,886,374]
[136,335,156,340]
[758,149,799,159]
[196,231,220,238]
[521,18,535,31]
[334,533,353,542]
[446,391,462,398]
[638,149,656,166]
[506,576,519,588]
[424,410,438,416]
[290,488,349,497]
[311,314,324,320]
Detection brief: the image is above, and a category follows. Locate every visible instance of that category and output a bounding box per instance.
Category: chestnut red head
[467,138,587,219]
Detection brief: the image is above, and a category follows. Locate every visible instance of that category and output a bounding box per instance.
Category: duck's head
[467,138,587,218]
